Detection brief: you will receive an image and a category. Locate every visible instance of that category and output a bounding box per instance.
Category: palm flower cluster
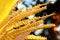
[0,0,56,40]
[25,35,47,40]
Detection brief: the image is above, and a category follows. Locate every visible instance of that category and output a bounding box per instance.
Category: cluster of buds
[0,0,56,40]
[25,35,47,40]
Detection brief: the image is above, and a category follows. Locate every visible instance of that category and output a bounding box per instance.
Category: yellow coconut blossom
[0,0,55,40]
